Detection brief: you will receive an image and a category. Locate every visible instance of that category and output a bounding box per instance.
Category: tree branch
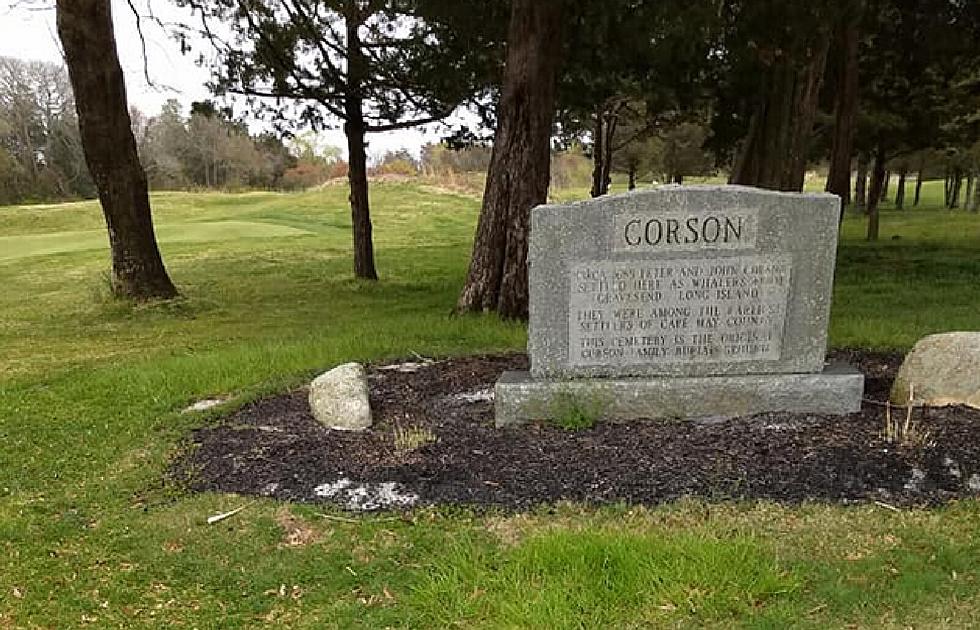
[366,111,450,132]
[281,0,347,82]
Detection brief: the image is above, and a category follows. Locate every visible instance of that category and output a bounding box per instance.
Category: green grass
[0,220,313,261]
[546,390,605,430]
[1,179,979,628]
[408,524,796,627]
[833,180,980,348]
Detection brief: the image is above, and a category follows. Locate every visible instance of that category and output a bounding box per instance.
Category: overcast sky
[0,0,446,159]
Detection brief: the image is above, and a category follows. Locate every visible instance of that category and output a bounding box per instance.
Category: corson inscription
[613,209,758,252]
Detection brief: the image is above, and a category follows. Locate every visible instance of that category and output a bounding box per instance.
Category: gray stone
[496,184,864,426]
[891,332,980,409]
[309,362,372,431]
[529,185,841,378]
[495,362,864,426]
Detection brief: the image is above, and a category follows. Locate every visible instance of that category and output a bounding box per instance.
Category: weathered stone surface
[529,185,841,378]
[309,363,372,431]
[498,184,862,425]
[495,363,864,426]
[891,333,980,409]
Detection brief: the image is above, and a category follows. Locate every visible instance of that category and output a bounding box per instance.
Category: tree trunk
[601,129,615,195]
[880,170,890,202]
[345,117,377,280]
[950,170,963,209]
[627,166,636,191]
[455,0,563,319]
[855,153,868,211]
[894,167,906,209]
[965,173,974,211]
[944,171,952,207]
[673,174,684,185]
[867,148,885,241]
[56,0,177,300]
[914,167,923,207]
[731,34,831,191]
[590,108,606,198]
[344,10,378,280]
[967,173,980,212]
[589,99,620,198]
[825,12,860,204]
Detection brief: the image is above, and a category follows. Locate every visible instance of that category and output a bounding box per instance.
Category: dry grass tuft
[392,424,437,456]
[276,509,322,548]
[883,383,935,448]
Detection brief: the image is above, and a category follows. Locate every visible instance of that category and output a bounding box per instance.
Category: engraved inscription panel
[569,255,792,367]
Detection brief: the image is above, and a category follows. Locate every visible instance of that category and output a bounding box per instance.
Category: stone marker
[891,332,980,409]
[496,185,864,426]
[309,362,372,431]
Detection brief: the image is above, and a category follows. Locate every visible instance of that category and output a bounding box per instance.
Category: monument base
[495,362,864,427]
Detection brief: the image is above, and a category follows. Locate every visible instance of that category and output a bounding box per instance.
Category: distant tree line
[0,64,310,205]
[0,56,92,204]
[132,99,299,191]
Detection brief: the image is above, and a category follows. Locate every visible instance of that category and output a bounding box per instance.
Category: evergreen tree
[176,0,497,280]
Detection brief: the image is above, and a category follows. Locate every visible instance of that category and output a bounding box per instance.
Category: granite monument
[495,185,864,426]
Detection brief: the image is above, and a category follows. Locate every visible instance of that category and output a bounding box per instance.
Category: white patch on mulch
[968,474,980,492]
[313,477,418,511]
[762,422,790,430]
[945,457,962,479]
[376,360,434,373]
[454,388,494,404]
[940,458,980,493]
[182,397,230,413]
[903,467,927,492]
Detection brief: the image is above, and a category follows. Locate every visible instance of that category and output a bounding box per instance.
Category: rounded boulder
[891,332,980,409]
[309,362,372,431]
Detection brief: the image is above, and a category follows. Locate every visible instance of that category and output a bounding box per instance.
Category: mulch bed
[171,349,980,511]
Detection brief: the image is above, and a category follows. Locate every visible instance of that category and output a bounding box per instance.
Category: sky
[0,0,447,160]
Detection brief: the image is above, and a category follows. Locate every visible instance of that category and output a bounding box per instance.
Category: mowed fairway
[2,181,980,627]
[0,221,313,261]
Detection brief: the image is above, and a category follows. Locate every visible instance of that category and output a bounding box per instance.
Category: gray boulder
[891,332,980,409]
[309,363,372,431]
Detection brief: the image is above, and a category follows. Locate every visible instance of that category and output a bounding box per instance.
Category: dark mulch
[171,349,980,510]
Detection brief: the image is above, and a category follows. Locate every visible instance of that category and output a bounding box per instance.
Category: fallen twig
[206,502,253,525]
[409,350,433,363]
[316,512,402,523]
[874,500,901,513]
[315,512,361,523]
[903,383,915,437]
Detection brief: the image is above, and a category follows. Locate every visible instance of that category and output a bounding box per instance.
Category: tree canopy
[8,0,980,303]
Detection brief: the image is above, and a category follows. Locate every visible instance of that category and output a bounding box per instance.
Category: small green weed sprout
[549,391,606,430]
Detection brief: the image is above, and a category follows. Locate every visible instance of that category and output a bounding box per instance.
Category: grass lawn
[1,179,979,627]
